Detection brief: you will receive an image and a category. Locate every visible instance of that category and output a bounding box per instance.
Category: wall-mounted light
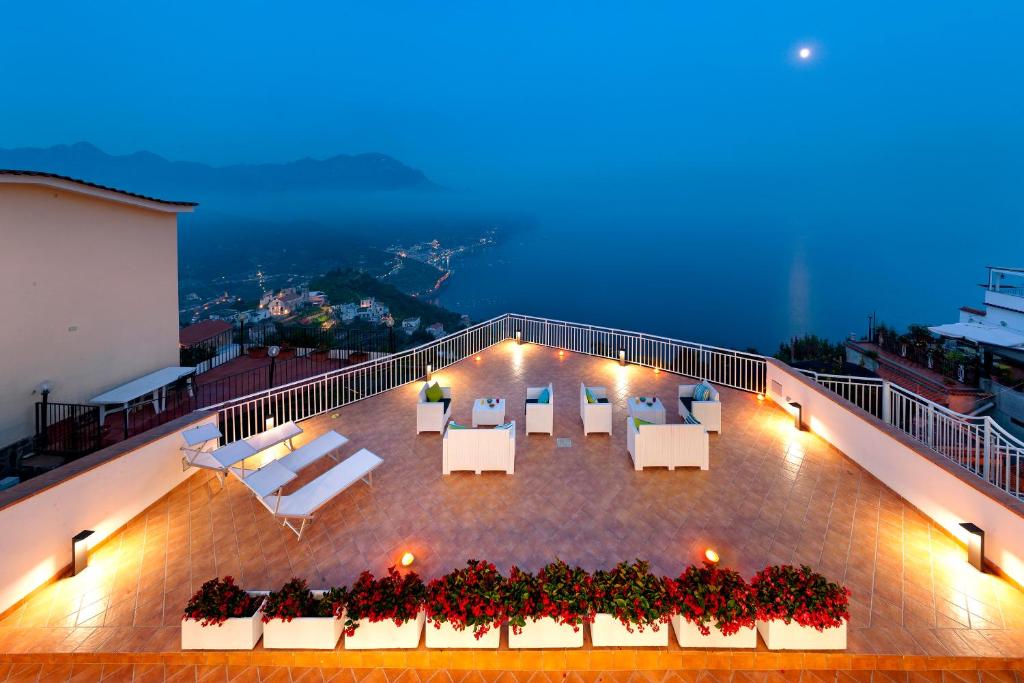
[703,548,720,565]
[425,364,433,381]
[618,350,626,367]
[400,552,415,567]
[72,530,95,576]
[960,522,985,571]
[788,401,804,431]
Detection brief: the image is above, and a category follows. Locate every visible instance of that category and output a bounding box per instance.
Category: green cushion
[538,387,550,404]
[633,417,652,430]
[585,388,596,404]
[425,382,444,402]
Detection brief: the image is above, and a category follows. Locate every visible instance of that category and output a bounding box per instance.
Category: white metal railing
[799,369,1023,499]
[508,314,766,393]
[211,313,767,443]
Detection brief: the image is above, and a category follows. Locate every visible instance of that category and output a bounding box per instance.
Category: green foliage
[774,335,845,371]
[591,560,672,631]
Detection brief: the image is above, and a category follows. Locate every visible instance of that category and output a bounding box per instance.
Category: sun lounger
[229,430,349,484]
[260,448,383,539]
[180,420,303,484]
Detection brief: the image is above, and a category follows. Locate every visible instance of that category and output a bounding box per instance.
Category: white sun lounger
[180,420,303,484]
[260,448,383,540]
[229,430,349,482]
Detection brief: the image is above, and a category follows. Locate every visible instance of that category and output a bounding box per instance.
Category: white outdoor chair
[442,422,516,474]
[580,383,613,435]
[626,416,709,471]
[416,383,452,433]
[525,383,554,435]
[257,448,384,540]
[678,382,722,433]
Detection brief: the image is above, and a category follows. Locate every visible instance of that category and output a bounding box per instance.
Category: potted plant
[668,563,757,648]
[262,578,346,649]
[751,564,850,650]
[424,559,505,648]
[181,576,264,650]
[504,560,595,649]
[343,567,425,649]
[591,560,671,647]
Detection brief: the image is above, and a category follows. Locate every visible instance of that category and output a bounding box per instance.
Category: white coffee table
[628,396,666,424]
[472,398,506,427]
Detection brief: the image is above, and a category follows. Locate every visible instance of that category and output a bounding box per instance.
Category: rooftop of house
[1,341,1022,663]
[178,320,234,346]
[0,169,197,212]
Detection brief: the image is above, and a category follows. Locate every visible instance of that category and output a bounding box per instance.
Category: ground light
[475,355,481,362]
[400,552,415,567]
[757,393,765,402]
[704,548,720,565]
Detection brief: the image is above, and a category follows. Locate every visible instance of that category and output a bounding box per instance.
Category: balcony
[0,317,1023,672]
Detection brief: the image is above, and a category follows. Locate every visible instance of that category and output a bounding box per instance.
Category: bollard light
[619,350,626,366]
[960,522,985,571]
[72,530,95,576]
[425,364,433,381]
[515,331,522,345]
[789,401,804,431]
[265,416,276,431]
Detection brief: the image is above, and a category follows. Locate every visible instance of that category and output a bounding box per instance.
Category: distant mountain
[0,142,437,200]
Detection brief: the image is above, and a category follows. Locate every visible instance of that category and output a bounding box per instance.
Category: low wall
[766,359,1024,585]
[0,412,213,614]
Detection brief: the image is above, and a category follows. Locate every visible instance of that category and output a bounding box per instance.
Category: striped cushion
[683,412,701,425]
[693,382,714,402]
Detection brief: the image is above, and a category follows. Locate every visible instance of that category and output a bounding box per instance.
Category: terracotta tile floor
[1,342,1023,659]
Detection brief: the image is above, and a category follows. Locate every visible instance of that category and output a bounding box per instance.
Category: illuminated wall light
[618,350,626,367]
[425,364,433,381]
[788,401,805,431]
[703,548,720,565]
[960,522,985,571]
[72,530,95,576]
[400,552,415,567]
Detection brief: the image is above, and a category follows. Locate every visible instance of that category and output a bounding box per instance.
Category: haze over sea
[4,2,1024,353]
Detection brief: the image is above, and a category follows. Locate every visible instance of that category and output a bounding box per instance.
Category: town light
[425,364,433,381]
[72,530,95,576]
[619,350,626,367]
[704,548,720,565]
[401,552,415,567]
[960,522,985,571]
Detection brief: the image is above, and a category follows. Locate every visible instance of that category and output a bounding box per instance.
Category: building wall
[0,412,214,614]
[0,185,182,445]
[767,359,1024,586]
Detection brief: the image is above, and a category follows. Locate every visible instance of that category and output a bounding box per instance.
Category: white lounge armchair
[626,416,709,471]
[580,383,613,435]
[180,420,303,484]
[257,448,384,540]
[678,382,722,433]
[442,421,516,474]
[416,383,452,433]
[526,383,554,435]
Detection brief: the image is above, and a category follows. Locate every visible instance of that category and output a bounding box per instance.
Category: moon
[799,47,812,60]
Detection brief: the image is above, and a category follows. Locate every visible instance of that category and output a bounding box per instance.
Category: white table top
[473,398,505,411]
[90,366,196,405]
[234,460,297,498]
[628,397,664,410]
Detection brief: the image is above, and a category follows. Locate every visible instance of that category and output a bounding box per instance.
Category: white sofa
[580,383,613,435]
[526,383,554,435]
[442,421,516,474]
[678,382,722,433]
[626,416,709,471]
[417,383,452,433]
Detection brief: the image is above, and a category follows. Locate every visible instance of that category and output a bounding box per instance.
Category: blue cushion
[694,382,714,402]
[538,387,550,404]
[448,421,468,430]
[495,422,514,430]
[683,412,700,425]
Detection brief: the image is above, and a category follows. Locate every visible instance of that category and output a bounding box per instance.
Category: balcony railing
[799,369,1023,499]
[210,313,769,444]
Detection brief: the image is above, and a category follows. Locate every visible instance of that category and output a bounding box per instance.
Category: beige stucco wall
[0,184,182,445]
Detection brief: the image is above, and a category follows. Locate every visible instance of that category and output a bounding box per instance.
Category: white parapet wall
[0,412,214,614]
[766,359,1024,585]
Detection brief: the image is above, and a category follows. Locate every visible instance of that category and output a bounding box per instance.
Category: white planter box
[264,615,344,649]
[671,615,756,648]
[425,619,501,649]
[508,617,584,649]
[590,613,668,647]
[344,611,425,649]
[181,599,265,650]
[756,619,847,650]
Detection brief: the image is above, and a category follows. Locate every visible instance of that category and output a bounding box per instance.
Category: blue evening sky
[2,1,1022,193]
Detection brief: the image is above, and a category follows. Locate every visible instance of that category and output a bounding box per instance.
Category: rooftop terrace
[2,341,1023,670]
